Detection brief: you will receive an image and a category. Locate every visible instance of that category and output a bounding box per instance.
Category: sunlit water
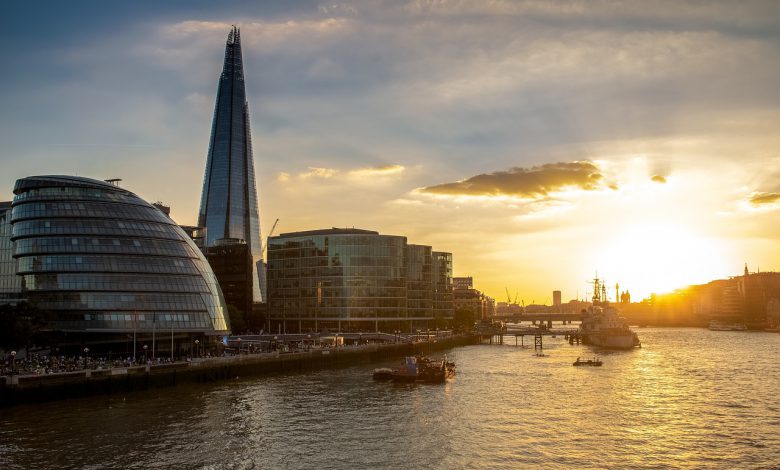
[2,328,780,469]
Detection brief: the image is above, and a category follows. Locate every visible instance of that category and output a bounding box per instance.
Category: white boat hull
[584,333,636,349]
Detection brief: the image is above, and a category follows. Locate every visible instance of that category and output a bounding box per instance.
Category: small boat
[374,356,456,383]
[573,357,603,367]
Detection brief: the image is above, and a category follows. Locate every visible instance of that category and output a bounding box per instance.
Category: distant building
[553,290,562,309]
[453,276,473,290]
[266,228,453,333]
[198,27,265,302]
[9,175,230,352]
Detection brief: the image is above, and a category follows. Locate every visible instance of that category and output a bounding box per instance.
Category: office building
[0,201,24,304]
[267,228,453,333]
[197,26,265,302]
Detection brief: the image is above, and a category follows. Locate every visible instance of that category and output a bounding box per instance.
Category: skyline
[1,1,779,302]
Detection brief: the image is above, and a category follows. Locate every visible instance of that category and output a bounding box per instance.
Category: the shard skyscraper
[198,26,264,302]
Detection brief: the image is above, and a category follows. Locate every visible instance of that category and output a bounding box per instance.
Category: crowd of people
[1,352,187,377]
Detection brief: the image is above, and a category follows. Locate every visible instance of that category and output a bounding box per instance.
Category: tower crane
[261,218,280,257]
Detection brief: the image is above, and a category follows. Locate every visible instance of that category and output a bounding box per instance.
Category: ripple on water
[1,329,779,469]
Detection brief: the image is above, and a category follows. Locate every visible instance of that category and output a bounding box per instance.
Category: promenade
[0,334,477,407]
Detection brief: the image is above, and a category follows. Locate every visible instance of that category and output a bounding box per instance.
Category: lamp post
[83,347,89,370]
[237,337,242,355]
[273,335,278,352]
[143,344,148,363]
[194,339,199,358]
[10,350,16,375]
[306,334,311,351]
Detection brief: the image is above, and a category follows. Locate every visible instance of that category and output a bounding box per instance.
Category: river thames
[1,328,779,469]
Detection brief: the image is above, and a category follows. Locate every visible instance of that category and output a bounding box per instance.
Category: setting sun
[593,224,733,300]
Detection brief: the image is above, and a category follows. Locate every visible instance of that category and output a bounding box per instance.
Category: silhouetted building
[205,239,253,320]
[198,26,265,302]
[9,176,230,351]
[553,290,562,309]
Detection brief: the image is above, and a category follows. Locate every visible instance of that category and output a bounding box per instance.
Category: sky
[1,0,779,303]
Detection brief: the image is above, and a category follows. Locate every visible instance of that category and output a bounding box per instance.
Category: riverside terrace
[0,332,476,407]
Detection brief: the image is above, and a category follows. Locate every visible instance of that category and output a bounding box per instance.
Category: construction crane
[261,218,280,257]
[505,287,512,304]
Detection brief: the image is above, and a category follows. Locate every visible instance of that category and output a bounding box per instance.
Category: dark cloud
[420,161,605,198]
[749,192,780,205]
[651,175,667,183]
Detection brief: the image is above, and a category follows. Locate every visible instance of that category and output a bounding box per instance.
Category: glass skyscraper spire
[198,27,264,302]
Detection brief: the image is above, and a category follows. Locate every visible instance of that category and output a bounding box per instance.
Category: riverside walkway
[0,334,477,407]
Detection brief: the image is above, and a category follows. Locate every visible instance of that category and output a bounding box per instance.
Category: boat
[578,276,641,350]
[573,357,603,367]
[374,356,456,383]
[708,320,748,331]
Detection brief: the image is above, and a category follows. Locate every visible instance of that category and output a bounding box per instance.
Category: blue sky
[2,1,780,300]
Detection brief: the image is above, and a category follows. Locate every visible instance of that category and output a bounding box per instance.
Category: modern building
[0,201,24,305]
[406,244,434,321]
[266,228,453,333]
[198,26,265,302]
[432,251,454,319]
[9,175,230,353]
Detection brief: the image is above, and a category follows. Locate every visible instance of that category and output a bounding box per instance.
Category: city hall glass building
[267,228,453,333]
[10,176,230,347]
[198,26,265,302]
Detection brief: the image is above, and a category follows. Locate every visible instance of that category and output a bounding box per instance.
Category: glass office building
[198,26,264,302]
[0,201,24,304]
[267,228,453,333]
[10,176,230,345]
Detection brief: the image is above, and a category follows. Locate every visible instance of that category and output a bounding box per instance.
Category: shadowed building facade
[198,26,264,303]
[9,176,230,353]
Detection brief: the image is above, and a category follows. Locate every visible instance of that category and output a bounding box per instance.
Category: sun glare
[593,224,731,300]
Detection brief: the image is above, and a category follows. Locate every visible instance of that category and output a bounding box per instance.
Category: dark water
[2,328,780,469]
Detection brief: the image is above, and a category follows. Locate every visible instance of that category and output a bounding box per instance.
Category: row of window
[268,267,406,279]
[34,291,209,311]
[23,273,210,293]
[17,255,202,275]
[14,236,197,258]
[13,186,141,204]
[268,245,405,260]
[11,202,169,224]
[11,218,181,240]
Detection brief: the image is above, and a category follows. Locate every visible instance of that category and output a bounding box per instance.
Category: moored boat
[374,356,456,383]
[579,276,641,350]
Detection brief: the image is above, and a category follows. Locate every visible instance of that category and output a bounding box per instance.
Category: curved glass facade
[10,175,230,335]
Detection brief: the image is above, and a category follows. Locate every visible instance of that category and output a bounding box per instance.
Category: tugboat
[579,276,641,350]
[373,356,456,383]
[573,357,603,367]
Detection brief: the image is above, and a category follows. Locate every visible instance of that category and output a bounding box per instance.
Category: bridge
[477,324,583,349]
[492,313,584,324]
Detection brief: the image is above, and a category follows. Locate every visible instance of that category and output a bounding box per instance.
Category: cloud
[749,192,780,205]
[651,175,667,183]
[348,164,405,177]
[299,167,338,179]
[277,172,291,182]
[419,161,606,199]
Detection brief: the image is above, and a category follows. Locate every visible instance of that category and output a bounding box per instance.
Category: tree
[227,304,246,334]
[0,302,51,351]
[452,308,476,331]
